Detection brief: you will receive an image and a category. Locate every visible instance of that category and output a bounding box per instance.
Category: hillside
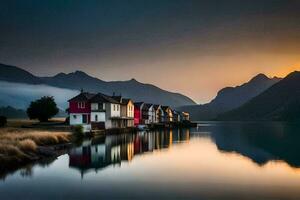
[0,63,42,84]
[0,106,27,118]
[41,71,195,107]
[217,71,300,121]
[0,63,196,107]
[179,74,281,120]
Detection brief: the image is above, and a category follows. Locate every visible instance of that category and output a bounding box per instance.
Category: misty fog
[0,81,79,109]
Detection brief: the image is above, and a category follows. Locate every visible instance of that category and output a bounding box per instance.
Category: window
[82,114,87,123]
[113,104,115,111]
[73,115,77,119]
[95,115,98,122]
[78,102,85,109]
[117,105,119,111]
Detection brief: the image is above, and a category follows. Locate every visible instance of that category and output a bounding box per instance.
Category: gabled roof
[111,95,122,103]
[144,103,153,109]
[153,104,161,110]
[91,93,120,104]
[121,98,132,105]
[134,102,144,108]
[172,110,179,115]
[142,103,150,110]
[68,92,95,102]
[180,112,190,117]
[161,106,171,112]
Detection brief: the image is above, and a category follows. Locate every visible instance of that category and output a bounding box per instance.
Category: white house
[145,104,155,124]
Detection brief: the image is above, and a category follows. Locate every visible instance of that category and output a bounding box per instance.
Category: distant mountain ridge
[0,64,41,84]
[0,63,196,107]
[179,73,281,120]
[0,106,27,118]
[217,71,300,121]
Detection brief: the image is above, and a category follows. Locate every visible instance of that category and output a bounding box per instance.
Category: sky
[1,0,300,103]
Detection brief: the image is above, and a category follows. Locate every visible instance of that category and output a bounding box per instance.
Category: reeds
[0,128,70,165]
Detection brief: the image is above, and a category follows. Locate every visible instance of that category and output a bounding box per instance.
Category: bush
[0,116,7,127]
[72,125,84,138]
[27,96,59,122]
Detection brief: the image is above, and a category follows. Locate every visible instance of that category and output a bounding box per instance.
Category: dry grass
[18,139,37,152]
[0,127,71,167]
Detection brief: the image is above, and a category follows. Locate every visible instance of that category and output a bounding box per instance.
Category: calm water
[1,122,300,200]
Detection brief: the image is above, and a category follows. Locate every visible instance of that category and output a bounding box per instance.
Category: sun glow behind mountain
[1,0,300,103]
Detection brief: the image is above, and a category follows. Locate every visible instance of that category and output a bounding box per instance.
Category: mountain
[217,71,300,121]
[178,74,281,120]
[0,63,196,108]
[0,63,42,84]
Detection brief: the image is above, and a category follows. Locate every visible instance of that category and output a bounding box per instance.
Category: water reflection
[69,129,190,176]
[198,122,300,168]
[2,123,300,199]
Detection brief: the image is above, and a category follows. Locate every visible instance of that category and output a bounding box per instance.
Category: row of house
[68,91,190,132]
[133,103,189,126]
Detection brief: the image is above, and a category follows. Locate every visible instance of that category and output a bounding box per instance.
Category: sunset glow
[1,1,300,103]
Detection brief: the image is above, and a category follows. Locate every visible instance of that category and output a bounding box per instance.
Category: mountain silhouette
[217,71,300,121]
[0,63,195,107]
[179,73,281,120]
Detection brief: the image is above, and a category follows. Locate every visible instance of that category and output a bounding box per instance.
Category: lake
[1,122,300,200]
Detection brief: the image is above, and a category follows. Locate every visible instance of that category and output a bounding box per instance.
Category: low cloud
[0,81,79,109]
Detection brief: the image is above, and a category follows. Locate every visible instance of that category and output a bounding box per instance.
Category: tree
[27,96,59,122]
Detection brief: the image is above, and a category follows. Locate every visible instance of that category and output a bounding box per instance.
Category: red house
[68,92,94,132]
[134,102,143,126]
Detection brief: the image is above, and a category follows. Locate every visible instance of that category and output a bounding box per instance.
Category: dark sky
[1,0,300,103]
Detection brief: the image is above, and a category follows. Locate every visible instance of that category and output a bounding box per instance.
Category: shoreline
[0,119,196,179]
[0,119,74,179]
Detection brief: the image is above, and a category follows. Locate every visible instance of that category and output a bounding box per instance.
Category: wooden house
[144,103,155,124]
[153,105,163,123]
[161,106,173,122]
[134,102,144,126]
[112,96,135,128]
[181,112,190,121]
[172,110,181,122]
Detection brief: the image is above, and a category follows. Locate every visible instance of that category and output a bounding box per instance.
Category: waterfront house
[153,105,163,123]
[90,93,122,129]
[161,106,173,122]
[145,103,155,124]
[181,112,190,121]
[122,98,135,127]
[141,103,150,124]
[112,96,135,127]
[172,110,181,122]
[134,102,144,126]
[69,92,190,131]
[69,91,124,131]
[68,92,94,132]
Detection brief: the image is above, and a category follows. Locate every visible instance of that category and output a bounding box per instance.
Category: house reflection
[69,129,190,176]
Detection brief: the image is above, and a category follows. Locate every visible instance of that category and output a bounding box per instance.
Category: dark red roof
[68,92,95,102]
[111,96,122,103]
[91,93,120,104]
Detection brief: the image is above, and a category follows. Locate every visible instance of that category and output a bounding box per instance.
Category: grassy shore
[0,119,72,176]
